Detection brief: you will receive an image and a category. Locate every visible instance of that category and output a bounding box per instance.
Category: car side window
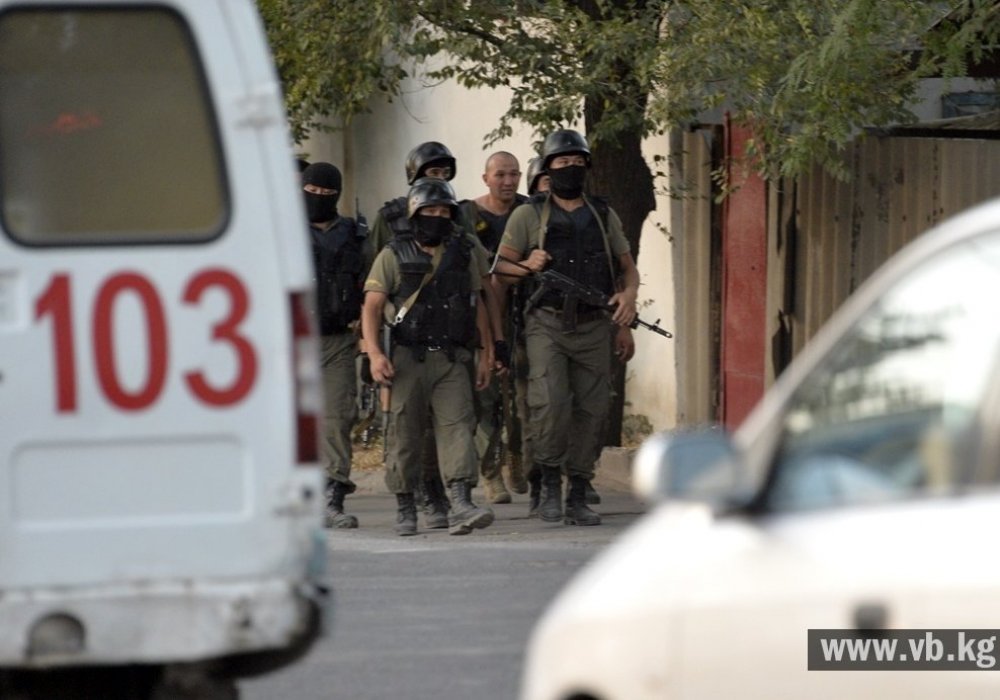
[0,8,227,245]
[763,230,1000,512]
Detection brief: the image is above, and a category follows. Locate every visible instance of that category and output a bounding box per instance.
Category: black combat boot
[420,472,449,513]
[325,481,359,529]
[527,469,542,518]
[395,493,418,536]
[422,477,450,529]
[447,479,494,536]
[584,479,601,505]
[565,476,601,526]
[538,466,563,523]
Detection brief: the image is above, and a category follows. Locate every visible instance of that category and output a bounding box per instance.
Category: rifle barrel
[633,317,673,338]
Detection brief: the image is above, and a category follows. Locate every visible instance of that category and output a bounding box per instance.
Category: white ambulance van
[0,1,328,698]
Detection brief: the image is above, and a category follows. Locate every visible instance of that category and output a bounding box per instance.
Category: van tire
[217,599,323,679]
[150,666,238,700]
[0,666,157,699]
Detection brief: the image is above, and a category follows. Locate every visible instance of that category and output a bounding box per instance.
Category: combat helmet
[540,129,591,169]
[407,177,459,219]
[405,141,457,184]
[525,156,547,195]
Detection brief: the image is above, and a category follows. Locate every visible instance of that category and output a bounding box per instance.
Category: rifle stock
[352,381,380,447]
[355,196,368,234]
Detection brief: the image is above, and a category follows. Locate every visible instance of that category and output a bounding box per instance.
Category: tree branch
[418,12,505,48]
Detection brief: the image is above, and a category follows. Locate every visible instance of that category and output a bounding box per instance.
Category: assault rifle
[379,324,392,462]
[496,255,673,338]
[352,370,380,449]
[351,198,377,449]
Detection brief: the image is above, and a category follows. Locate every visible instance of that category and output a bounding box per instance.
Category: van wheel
[149,666,238,700]
[0,667,157,700]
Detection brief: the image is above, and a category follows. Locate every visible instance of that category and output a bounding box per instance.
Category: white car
[521,196,1000,700]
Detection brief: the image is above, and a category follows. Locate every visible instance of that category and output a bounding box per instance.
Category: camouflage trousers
[524,310,611,480]
[320,332,359,491]
[383,345,478,493]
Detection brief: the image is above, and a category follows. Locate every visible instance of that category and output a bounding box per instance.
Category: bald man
[459,151,530,504]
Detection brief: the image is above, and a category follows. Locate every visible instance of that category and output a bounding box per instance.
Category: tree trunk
[583,96,655,447]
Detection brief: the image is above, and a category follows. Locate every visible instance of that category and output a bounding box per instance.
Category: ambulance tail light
[290,292,321,465]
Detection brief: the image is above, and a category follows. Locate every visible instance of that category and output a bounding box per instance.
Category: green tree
[259,0,999,441]
[651,0,1000,180]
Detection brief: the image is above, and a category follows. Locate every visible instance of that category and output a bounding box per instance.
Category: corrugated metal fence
[769,135,1000,378]
[674,131,1000,426]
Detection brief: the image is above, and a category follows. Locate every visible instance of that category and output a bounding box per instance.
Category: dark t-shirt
[477,209,512,254]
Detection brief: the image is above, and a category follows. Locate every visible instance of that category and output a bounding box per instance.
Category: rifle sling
[389,245,444,326]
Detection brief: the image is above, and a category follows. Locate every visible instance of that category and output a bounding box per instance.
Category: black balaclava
[413,213,451,246]
[301,162,342,223]
[547,163,587,200]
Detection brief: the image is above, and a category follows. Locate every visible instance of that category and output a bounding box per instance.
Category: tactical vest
[379,196,412,238]
[535,195,616,310]
[310,217,366,334]
[388,232,476,351]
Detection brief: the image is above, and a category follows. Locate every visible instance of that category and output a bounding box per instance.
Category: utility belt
[395,339,459,362]
[533,303,608,328]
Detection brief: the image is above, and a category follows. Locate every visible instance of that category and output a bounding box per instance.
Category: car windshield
[764,229,1000,512]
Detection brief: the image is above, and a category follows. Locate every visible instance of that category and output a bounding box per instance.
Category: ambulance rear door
[0,0,321,593]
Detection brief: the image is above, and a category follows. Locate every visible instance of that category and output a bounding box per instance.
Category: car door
[674,224,1000,699]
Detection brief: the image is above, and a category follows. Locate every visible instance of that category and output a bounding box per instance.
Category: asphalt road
[240,477,646,700]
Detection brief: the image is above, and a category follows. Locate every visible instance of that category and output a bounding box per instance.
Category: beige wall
[628,135,677,432]
[300,72,680,431]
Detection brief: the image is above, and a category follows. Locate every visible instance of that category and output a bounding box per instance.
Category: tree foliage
[651,0,1000,179]
[256,0,412,143]
[258,0,999,180]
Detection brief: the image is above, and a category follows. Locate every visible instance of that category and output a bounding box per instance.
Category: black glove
[493,340,511,369]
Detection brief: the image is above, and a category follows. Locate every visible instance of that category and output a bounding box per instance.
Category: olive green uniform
[367,210,394,260]
[321,331,361,489]
[364,234,483,492]
[369,204,491,486]
[312,218,373,493]
[499,198,631,480]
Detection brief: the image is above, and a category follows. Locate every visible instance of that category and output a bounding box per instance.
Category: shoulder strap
[537,195,552,250]
[583,195,617,283]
